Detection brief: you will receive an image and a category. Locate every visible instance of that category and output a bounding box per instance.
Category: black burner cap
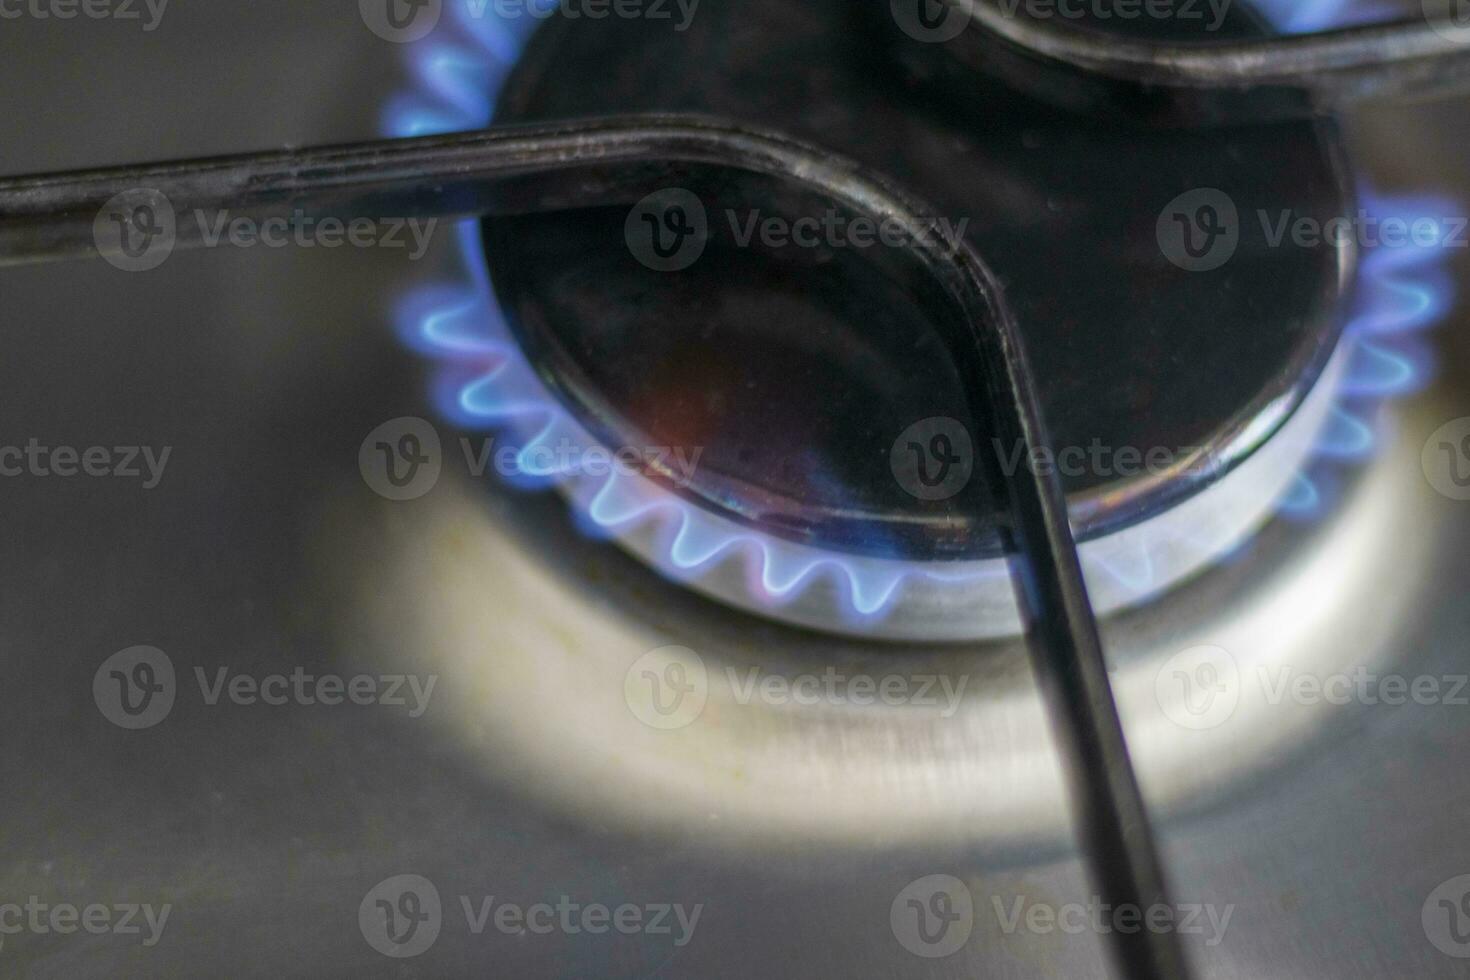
[483,0,1351,561]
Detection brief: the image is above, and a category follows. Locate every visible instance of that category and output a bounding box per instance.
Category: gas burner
[388,0,1452,641]
[4,5,1468,979]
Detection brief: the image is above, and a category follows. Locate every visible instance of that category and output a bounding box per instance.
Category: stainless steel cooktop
[4,2,1470,977]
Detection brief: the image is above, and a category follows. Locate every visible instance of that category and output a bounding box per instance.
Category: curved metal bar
[925,0,1470,122]
[965,1,1466,82]
[0,115,1189,979]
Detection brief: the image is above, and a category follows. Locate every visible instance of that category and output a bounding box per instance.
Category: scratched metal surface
[2,3,1470,978]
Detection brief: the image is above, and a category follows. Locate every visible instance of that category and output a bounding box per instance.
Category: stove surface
[3,3,1470,978]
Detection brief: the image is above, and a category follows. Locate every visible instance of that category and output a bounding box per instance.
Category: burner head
[478,0,1352,639]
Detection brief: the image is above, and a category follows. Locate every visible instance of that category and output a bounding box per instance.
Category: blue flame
[1250,0,1391,32]
[382,0,539,137]
[384,1,1459,626]
[1278,190,1458,519]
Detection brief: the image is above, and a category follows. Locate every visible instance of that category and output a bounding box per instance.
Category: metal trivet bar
[926,0,1470,123]
[0,115,1190,979]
